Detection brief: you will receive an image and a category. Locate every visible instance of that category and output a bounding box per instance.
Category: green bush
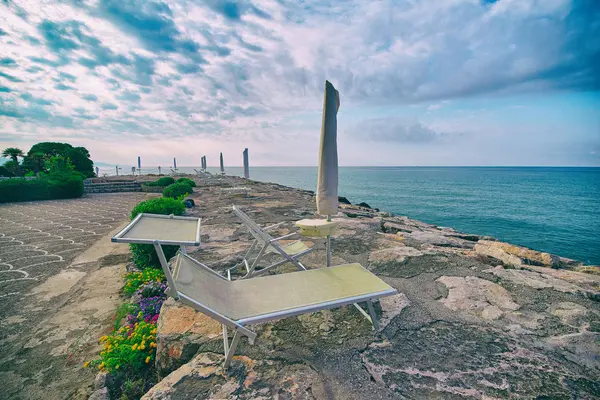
[176,177,196,187]
[145,177,175,187]
[129,197,185,270]
[0,171,84,203]
[162,182,193,198]
[130,197,185,219]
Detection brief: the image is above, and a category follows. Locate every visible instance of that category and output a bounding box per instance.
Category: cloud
[0,57,17,66]
[0,0,598,166]
[349,118,456,144]
[82,94,98,101]
[21,93,54,106]
[101,102,118,110]
[54,83,74,90]
[0,71,23,82]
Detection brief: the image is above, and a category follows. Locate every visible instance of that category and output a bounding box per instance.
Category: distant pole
[115,165,119,176]
[158,166,161,175]
[220,152,224,174]
[95,166,99,176]
[173,157,177,170]
[138,156,141,169]
[243,148,249,179]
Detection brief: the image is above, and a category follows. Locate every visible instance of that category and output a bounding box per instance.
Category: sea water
[107,166,600,264]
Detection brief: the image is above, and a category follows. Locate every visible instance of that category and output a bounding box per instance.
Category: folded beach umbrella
[220,152,225,174]
[243,148,249,179]
[316,80,340,218]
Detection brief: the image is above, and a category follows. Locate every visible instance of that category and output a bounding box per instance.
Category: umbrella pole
[326,215,332,267]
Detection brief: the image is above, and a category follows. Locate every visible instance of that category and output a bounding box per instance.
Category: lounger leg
[223,330,241,370]
[154,242,178,298]
[367,301,379,331]
[222,325,229,355]
[326,235,332,267]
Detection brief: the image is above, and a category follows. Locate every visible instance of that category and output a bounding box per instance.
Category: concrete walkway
[0,193,145,400]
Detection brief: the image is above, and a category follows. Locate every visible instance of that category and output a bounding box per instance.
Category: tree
[2,147,24,163]
[2,147,24,176]
[24,142,95,178]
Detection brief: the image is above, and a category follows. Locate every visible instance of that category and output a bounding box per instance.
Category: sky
[0,0,599,167]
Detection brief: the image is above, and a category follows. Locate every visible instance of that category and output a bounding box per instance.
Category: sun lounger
[165,253,397,369]
[230,205,314,279]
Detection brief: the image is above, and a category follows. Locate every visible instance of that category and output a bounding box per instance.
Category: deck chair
[160,251,397,369]
[230,205,314,279]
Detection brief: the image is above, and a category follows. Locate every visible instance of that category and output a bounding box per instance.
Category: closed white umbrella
[220,152,225,174]
[243,148,249,179]
[316,80,340,218]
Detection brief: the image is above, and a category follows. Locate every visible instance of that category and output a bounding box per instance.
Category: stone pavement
[0,193,146,400]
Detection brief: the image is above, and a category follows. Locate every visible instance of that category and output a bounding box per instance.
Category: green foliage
[176,177,196,187]
[123,269,165,295]
[129,197,185,269]
[24,142,94,177]
[162,182,192,198]
[145,176,176,187]
[0,171,84,203]
[88,321,157,374]
[0,160,19,176]
[130,197,185,220]
[130,244,178,271]
[2,147,24,159]
[0,165,14,177]
[2,147,24,173]
[114,303,140,331]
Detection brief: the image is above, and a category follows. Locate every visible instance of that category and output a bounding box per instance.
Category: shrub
[0,171,84,203]
[129,197,185,269]
[176,177,196,187]
[145,176,175,187]
[163,182,192,198]
[123,269,165,295]
[87,321,157,374]
[130,197,185,220]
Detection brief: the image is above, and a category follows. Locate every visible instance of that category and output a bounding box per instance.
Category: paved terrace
[0,193,146,400]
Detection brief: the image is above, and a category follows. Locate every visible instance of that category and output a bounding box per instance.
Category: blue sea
[104,166,600,265]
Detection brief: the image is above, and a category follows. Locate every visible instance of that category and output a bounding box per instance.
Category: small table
[112,213,201,293]
[295,219,338,267]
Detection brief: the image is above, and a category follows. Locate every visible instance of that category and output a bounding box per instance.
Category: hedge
[162,182,193,198]
[145,177,175,187]
[176,177,196,187]
[129,197,185,270]
[0,172,84,203]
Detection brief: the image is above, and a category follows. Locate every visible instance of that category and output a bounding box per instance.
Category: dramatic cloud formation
[0,0,598,167]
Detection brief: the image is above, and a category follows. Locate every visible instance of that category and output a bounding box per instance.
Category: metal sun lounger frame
[230,205,314,279]
[155,250,395,370]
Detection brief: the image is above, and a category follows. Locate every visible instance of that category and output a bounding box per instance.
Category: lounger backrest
[174,255,235,317]
[232,206,273,244]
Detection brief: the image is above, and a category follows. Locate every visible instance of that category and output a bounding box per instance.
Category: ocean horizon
[98,166,600,265]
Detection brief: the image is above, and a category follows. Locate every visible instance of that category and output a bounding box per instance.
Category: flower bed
[86,196,185,399]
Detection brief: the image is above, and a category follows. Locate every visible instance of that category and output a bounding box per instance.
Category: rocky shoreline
[100,174,599,399]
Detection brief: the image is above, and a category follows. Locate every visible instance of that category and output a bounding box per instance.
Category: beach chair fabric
[231,205,314,278]
[165,252,397,369]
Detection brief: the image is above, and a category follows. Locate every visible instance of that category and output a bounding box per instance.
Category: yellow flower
[83,361,90,368]
[115,365,119,370]
[150,342,156,348]
[145,356,151,363]
[140,344,145,350]
[132,344,138,350]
